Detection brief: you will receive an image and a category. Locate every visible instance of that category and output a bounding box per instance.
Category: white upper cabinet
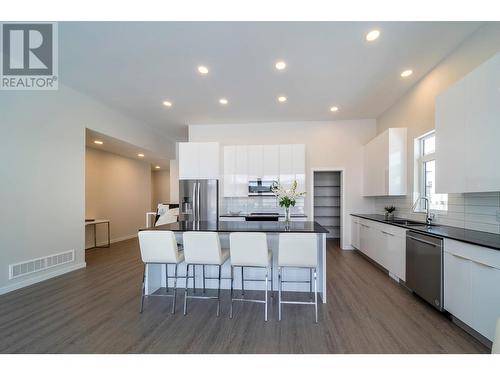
[223,145,248,197]
[363,128,407,196]
[262,145,280,180]
[223,144,305,196]
[247,145,263,180]
[436,52,500,193]
[178,142,220,180]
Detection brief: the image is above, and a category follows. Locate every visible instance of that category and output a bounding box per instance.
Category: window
[414,131,448,211]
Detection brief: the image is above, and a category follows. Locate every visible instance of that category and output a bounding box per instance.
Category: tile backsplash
[374,192,500,234]
[223,196,305,215]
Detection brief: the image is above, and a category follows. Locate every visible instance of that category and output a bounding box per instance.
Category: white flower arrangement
[272,180,306,209]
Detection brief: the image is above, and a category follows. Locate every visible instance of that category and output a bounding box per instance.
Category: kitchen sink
[390,219,439,227]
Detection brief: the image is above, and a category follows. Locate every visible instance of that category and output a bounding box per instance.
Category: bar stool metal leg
[278,266,282,321]
[140,263,146,313]
[265,269,268,321]
[172,263,178,314]
[241,266,245,296]
[217,265,222,317]
[165,264,169,292]
[314,268,318,323]
[229,266,234,319]
[202,265,206,293]
[193,265,196,294]
[183,264,190,315]
[309,268,313,301]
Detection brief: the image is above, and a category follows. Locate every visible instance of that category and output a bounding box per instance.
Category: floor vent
[9,250,75,280]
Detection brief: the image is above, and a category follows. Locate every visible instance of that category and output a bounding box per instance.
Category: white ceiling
[61,22,482,140]
[85,129,170,171]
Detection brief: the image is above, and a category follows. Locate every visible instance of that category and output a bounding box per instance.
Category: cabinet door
[279,145,293,187]
[247,145,263,179]
[178,142,199,180]
[235,146,248,197]
[435,73,467,193]
[351,218,359,249]
[263,145,279,180]
[292,144,306,192]
[363,133,388,196]
[464,54,500,192]
[382,231,406,281]
[470,260,500,340]
[359,222,370,256]
[223,146,236,197]
[444,252,473,326]
[198,142,220,179]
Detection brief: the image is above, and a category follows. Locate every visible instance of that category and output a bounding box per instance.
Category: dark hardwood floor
[0,239,488,353]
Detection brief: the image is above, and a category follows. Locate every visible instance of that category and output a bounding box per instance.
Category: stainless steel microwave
[248,180,276,196]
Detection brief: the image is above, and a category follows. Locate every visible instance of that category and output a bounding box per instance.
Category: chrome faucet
[412,196,434,225]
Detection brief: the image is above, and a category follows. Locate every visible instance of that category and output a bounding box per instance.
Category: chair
[278,233,319,323]
[229,233,272,321]
[145,203,180,227]
[182,232,229,316]
[138,230,184,314]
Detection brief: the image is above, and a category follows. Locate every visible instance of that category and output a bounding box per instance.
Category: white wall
[189,120,377,249]
[151,170,171,209]
[85,147,152,248]
[169,160,179,204]
[375,23,500,234]
[0,83,175,295]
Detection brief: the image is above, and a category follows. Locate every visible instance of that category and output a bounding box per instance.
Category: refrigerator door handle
[197,182,201,220]
[192,183,197,220]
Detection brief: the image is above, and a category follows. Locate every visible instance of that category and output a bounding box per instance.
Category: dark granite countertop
[141,220,328,234]
[351,214,500,251]
[220,213,307,218]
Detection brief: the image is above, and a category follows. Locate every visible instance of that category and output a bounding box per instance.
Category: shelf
[314,205,340,208]
[313,184,340,188]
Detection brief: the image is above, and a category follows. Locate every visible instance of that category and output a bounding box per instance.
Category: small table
[85,219,110,249]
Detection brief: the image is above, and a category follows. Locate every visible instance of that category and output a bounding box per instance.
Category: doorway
[312,170,343,246]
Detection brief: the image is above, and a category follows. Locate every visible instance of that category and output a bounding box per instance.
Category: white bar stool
[182,232,229,317]
[278,233,319,323]
[138,230,185,314]
[229,232,273,321]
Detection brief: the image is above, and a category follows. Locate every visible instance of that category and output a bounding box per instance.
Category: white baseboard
[342,245,355,250]
[85,233,137,250]
[0,262,87,296]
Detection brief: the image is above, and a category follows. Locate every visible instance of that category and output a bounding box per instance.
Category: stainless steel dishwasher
[406,231,444,311]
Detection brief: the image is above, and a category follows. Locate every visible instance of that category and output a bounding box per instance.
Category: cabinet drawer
[444,238,500,270]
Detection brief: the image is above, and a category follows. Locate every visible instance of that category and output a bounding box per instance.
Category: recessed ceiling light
[197,65,209,74]
[278,96,287,103]
[401,69,413,78]
[330,106,339,112]
[366,30,380,42]
[138,153,145,158]
[275,61,286,70]
[219,98,228,105]
[94,140,103,145]
[163,101,172,107]
[155,166,161,169]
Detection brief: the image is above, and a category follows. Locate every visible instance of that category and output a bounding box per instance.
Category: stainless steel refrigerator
[179,180,219,221]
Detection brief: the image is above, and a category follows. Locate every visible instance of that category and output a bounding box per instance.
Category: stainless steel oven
[248,179,276,196]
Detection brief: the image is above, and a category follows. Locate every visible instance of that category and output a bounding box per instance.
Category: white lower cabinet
[352,217,406,282]
[444,238,500,341]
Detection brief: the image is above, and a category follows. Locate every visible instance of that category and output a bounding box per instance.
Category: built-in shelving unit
[313,171,341,239]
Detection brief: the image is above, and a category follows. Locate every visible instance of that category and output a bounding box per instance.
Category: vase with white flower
[272,180,306,223]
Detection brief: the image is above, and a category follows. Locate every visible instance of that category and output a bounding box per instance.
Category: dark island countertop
[141,220,329,234]
[352,214,500,251]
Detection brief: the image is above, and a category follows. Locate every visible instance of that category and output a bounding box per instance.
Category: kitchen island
[140,220,329,303]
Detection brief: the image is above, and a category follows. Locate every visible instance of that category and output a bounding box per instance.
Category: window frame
[414,130,447,213]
